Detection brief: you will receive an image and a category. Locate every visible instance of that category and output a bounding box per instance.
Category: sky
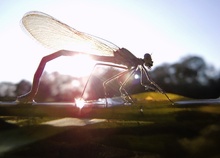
[0,0,220,83]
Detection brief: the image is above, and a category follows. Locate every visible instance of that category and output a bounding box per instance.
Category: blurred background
[0,0,219,101]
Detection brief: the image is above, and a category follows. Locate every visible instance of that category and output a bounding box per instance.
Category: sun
[69,54,96,77]
[75,98,85,109]
[45,54,96,77]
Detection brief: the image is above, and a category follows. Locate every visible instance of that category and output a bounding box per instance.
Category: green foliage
[1,98,220,157]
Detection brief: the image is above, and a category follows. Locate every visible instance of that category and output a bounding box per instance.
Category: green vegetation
[1,92,220,158]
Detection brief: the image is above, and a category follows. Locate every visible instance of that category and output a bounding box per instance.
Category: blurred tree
[16,80,31,96]
[0,82,17,101]
[0,80,31,101]
[150,56,220,98]
[0,55,219,102]
[35,72,83,102]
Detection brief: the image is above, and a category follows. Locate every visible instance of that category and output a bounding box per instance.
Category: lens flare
[134,74,139,79]
[75,98,85,109]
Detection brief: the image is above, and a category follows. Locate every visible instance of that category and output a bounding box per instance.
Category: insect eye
[144,53,151,60]
[144,53,153,68]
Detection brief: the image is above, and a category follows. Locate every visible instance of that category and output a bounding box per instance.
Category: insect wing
[21,11,119,56]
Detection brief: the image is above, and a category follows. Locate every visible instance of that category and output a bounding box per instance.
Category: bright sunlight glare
[134,74,139,79]
[75,98,85,109]
[46,54,96,77]
[71,79,81,88]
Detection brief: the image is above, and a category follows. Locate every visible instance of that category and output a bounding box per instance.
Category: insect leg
[141,66,174,104]
[80,63,127,107]
[103,67,137,106]
[118,68,136,105]
[140,67,158,91]
[103,69,131,107]
[81,63,126,98]
[16,50,79,103]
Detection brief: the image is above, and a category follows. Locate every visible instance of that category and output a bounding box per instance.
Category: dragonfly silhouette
[17,11,173,106]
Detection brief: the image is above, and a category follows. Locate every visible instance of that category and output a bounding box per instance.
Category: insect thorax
[114,48,144,68]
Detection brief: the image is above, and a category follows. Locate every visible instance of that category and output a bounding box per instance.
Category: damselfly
[17,11,173,106]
